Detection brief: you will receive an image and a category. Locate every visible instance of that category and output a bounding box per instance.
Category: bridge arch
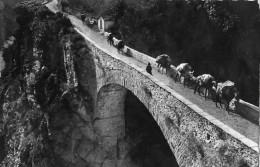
[94,83,127,152]
[85,39,201,166]
[94,83,179,166]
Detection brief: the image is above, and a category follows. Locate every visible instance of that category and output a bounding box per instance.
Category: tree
[112,0,126,22]
[61,1,69,12]
[204,1,239,32]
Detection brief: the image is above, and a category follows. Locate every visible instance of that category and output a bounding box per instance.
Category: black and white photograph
[0,0,259,166]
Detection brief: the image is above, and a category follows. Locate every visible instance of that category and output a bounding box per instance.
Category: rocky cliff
[0,1,5,46]
[0,1,178,166]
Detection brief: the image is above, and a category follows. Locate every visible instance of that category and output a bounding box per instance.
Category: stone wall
[75,29,259,167]
[235,100,259,124]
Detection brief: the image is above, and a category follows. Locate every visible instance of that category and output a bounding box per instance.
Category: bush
[36,7,54,20]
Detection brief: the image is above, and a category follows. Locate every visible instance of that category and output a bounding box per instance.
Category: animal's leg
[205,89,207,99]
[219,97,224,109]
[215,95,218,108]
[174,74,177,83]
[194,82,198,94]
[219,101,223,108]
[183,77,187,87]
[215,93,220,108]
[186,79,189,88]
[225,101,230,114]
[198,86,203,96]
[226,106,229,114]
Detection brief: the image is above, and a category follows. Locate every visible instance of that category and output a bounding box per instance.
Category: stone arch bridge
[47,1,259,166]
[74,29,259,166]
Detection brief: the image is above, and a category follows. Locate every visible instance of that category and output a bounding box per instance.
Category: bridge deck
[47,1,258,144]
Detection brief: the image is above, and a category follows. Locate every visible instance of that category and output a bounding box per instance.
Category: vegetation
[0,0,44,46]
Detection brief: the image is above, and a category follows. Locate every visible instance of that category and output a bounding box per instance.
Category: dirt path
[46,0,259,144]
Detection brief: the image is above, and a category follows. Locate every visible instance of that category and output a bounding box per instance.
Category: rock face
[0,1,4,46]
[0,1,5,72]
[0,0,21,47]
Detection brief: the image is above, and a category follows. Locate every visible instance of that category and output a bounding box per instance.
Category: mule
[194,74,215,99]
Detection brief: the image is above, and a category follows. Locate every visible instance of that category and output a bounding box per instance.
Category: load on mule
[155,54,171,74]
[214,80,238,113]
[175,63,193,85]
[194,74,215,99]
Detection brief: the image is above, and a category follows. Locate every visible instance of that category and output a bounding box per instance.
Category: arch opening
[95,83,179,167]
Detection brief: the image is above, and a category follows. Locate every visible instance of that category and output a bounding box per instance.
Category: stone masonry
[71,29,259,167]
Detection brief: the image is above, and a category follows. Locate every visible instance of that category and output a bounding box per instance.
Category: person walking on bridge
[146,63,153,75]
[81,14,86,23]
